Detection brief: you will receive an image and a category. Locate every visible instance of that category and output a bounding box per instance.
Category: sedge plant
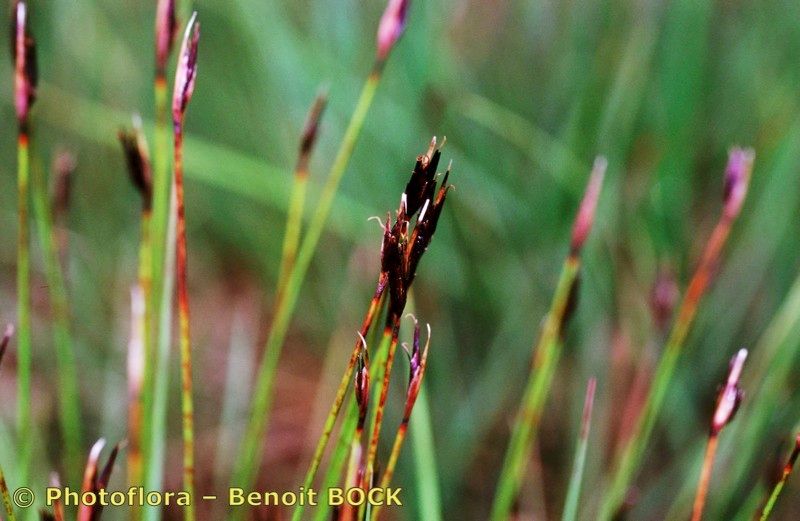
[598,148,754,520]
[690,349,747,521]
[232,0,412,500]
[12,0,36,489]
[294,138,451,521]
[489,157,607,521]
[171,13,200,521]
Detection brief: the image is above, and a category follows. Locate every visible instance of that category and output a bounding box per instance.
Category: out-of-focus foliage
[2,0,800,519]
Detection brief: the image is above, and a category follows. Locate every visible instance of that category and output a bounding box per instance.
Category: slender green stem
[142,76,175,517]
[757,436,800,521]
[490,256,579,521]
[30,159,83,486]
[598,214,739,521]
[409,385,442,521]
[231,65,383,498]
[312,401,359,521]
[561,377,597,521]
[16,133,32,489]
[0,461,16,521]
[292,287,386,521]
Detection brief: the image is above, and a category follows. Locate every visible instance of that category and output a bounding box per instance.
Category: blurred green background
[3,0,800,519]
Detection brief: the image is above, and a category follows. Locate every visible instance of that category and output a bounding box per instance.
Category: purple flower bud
[155,0,177,77]
[402,320,430,422]
[118,115,153,209]
[723,148,754,219]
[711,348,747,435]
[12,1,37,126]
[376,0,410,62]
[570,156,607,254]
[354,339,370,427]
[172,13,200,124]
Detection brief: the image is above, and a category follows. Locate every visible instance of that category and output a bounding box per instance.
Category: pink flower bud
[723,148,754,219]
[172,13,200,124]
[376,0,410,62]
[155,0,177,76]
[13,1,37,126]
[711,348,747,435]
[570,156,607,254]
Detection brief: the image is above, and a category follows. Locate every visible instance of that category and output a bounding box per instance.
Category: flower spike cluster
[381,137,451,319]
[710,348,747,436]
[172,12,200,125]
[401,317,431,422]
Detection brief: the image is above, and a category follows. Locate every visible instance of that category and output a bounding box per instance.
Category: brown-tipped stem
[490,158,606,521]
[155,0,177,79]
[77,439,121,521]
[371,321,431,521]
[691,349,747,521]
[172,13,200,521]
[127,287,146,498]
[599,148,754,521]
[376,0,410,65]
[0,324,13,368]
[758,434,800,521]
[276,88,329,296]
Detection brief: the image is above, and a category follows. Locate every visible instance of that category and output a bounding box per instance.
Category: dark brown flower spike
[12,0,37,128]
[77,439,121,521]
[118,115,153,210]
[376,0,410,63]
[0,324,13,368]
[380,137,452,319]
[172,12,200,125]
[155,0,177,77]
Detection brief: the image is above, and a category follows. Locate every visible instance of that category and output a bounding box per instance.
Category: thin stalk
[292,284,387,521]
[312,402,360,521]
[490,158,605,521]
[232,64,383,495]
[757,435,800,521]
[276,91,327,296]
[142,70,174,504]
[127,284,147,510]
[561,377,597,521]
[171,15,200,521]
[31,159,83,485]
[410,386,443,521]
[599,150,754,521]
[16,132,32,489]
[691,436,719,521]
[364,320,400,491]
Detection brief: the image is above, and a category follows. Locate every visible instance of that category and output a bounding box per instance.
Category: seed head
[12,1,37,127]
[570,156,607,254]
[376,0,410,62]
[172,12,200,125]
[118,115,153,210]
[711,348,747,435]
[723,148,754,219]
[155,0,177,77]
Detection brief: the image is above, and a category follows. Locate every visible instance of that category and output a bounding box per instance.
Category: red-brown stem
[691,434,719,521]
[174,123,196,520]
[366,317,401,481]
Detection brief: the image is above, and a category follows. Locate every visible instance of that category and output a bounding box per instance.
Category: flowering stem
[599,151,753,521]
[757,435,800,521]
[16,131,32,490]
[232,64,383,498]
[561,378,597,521]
